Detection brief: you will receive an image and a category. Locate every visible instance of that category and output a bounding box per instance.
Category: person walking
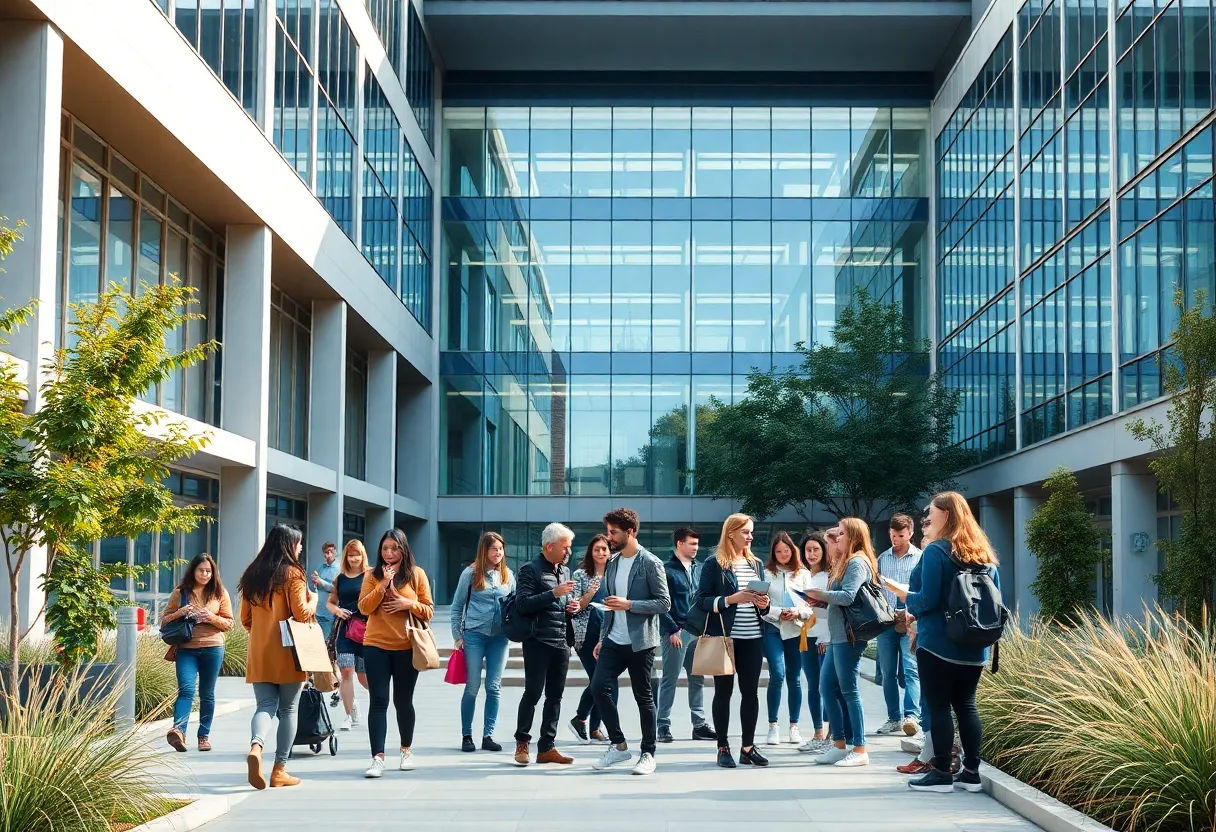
[697,513,770,769]
[327,540,370,731]
[569,533,615,744]
[163,553,234,754]
[311,541,340,643]
[761,531,815,747]
[589,508,671,777]
[875,514,922,737]
[796,532,833,754]
[358,528,435,778]
[238,524,317,790]
[805,518,880,768]
[888,492,1001,794]
[451,531,516,753]
[513,523,578,766]
[657,527,714,743]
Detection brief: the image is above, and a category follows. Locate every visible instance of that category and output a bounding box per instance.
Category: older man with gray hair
[512,522,578,766]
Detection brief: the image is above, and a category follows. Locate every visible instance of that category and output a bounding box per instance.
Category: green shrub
[979,609,1216,831]
[221,626,248,677]
[0,663,184,832]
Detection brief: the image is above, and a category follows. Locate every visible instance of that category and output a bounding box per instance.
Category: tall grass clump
[220,625,248,677]
[0,664,184,832]
[979,607,1216,831]
[96,633,180,720]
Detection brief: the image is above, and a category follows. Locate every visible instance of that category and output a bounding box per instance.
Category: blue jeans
[820,641,866,748]
[460,630,509,737]
[876,627,920,721]
[173,645,224,737]
[799,640,825,730]
[762,624,802,724]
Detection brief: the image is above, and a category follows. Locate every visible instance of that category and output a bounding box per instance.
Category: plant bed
[979,609,1216,832]
[112,799,191,832]
[0,661,118,718]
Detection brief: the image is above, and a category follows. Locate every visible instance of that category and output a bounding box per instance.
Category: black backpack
[843,579,897,642]
[500,591,532,643]
[943,551,1009,651]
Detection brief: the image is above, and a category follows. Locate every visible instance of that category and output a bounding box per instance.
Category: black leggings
[712,636,764,749]
[917,649,983,772]
[364,645,419,756]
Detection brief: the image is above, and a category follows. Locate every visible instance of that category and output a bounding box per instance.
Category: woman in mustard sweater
[358,528,434,778]
[238,524,317,790]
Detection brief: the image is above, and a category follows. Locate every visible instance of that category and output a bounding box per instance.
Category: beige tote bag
[405,613,440,671]
[691,613,735,677]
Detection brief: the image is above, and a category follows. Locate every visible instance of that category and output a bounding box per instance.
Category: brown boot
[166,728,187,752]
[197,736,212,752]
[269,763,300,787]
[513,741,531,766]
[536,747,574,765]
[246,743,266,790]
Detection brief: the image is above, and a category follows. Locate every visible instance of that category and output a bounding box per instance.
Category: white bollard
[115,606,138,733]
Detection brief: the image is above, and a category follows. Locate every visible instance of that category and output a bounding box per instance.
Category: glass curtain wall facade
[441,102,931,497]
[268,288,311,457]
[937,0,1216,462]
[152,0,261,116]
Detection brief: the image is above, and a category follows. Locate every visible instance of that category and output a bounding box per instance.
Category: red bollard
[136,606,146,632]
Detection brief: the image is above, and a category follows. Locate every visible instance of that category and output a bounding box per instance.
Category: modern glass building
[0,0,1208,625]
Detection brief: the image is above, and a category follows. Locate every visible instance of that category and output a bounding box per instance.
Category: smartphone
[745,580,770,594]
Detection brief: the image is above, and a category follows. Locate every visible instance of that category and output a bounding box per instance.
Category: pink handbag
[444,646,468,685]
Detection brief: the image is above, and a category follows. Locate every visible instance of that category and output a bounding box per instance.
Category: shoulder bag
[842,577,896,643]
[406,613,440,671]
[691,611,735,676]
[160,589,195,646]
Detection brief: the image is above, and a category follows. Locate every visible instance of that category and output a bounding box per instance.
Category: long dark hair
[767,530,805,573]
[373,528,415,590]
[176,553,225,605]
[238,524,304,606]
[800,532,829,576]
[578,534,611,578]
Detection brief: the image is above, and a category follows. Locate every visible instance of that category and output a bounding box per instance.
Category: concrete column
[218,225,273,577]
[1111,460,1159,619]
[366,350,397,495]
[1013,486,1044,624]
[306,299,346,566]
[0,22,64,641]
[978,494,1016,611]
[365,506,393,552]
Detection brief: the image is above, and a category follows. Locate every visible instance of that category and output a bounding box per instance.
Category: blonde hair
[931,491,998,565]
[830,517,879,584]
[715,513,759,570]
[473,531,510,591]
[341,540,368,577]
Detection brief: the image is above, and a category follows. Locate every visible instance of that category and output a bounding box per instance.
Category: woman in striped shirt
[695,513,770,768]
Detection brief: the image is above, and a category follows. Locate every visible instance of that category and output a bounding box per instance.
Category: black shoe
[717,746,736,768]
[482,736,502,752]
[657,727,674,743]
[568,717,590,744]
[461,735,476,753]
[329,691,340,707]
[739,747,769,767]
[909,767,955,793]
[954,769,982,793]
[692,724,717,741]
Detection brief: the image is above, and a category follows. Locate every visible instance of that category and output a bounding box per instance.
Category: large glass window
[273,0,314,184]
[269,288,311,458]
[345,350,368,479]
[405,4,435,147]
[363,67,401,288]
[155,0,259,116]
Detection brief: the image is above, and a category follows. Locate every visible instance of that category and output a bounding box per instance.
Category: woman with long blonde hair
[886,492,1001,794]
[695,513,772,768]
[804,517,879,768]
[327,539,371,731]
[450,531,516,753]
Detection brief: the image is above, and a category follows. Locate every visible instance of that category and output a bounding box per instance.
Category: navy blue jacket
[660,556,698,636]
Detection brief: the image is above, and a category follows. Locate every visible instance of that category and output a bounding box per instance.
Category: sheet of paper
[279,620,294,647]
[590,602,610,611]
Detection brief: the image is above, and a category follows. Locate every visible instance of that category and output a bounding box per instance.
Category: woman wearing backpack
[803,517,878,768]
[451,531,516,753]
[887,491,1001,794]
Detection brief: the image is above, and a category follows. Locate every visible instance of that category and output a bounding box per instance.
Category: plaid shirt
[877,544,922,609]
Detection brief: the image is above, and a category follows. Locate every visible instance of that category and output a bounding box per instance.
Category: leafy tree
[1025,467,1103,623]
[0,268,215,688]
[693,290,968,524]
[1127,290,1216,626]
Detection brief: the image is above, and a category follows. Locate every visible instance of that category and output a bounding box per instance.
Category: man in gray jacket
[590,507,670,776]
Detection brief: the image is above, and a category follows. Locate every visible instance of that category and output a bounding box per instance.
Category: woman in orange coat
[358,528,434,778]
[238,524,317,790]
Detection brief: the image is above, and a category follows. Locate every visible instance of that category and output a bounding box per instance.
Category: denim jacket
[450,565,515,641]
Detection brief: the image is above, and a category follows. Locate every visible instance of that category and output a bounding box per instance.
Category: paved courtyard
[154,646,1042,832]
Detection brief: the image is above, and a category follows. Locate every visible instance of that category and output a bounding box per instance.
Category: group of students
[160,490,999,793]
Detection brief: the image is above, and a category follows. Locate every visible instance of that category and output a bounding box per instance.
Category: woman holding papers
[761,531,815,746]
[795,533,833,754]
[569,534,616,744]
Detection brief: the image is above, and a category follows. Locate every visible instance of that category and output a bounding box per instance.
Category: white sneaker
[814,745,849,765]
[364,757,385,778]
[351,703,360,727]
[631,752,656,775]
[834,750,870,767]
[592,746,633,770]
[799,738,829,754]
[398,750,415,770]
[901,737,924,755]
[765,723,780,745]
[876,719,902,734]
[788,725,803,745]
[341,713,352,731]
